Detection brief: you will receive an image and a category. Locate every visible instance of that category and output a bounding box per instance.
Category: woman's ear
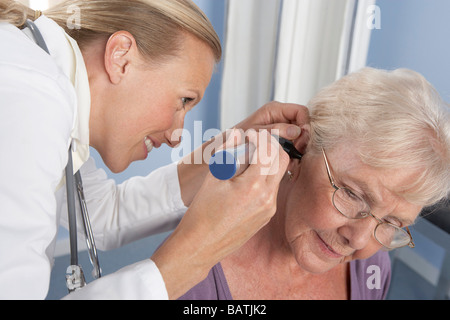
[294,124,310,155]
[285,124,310,180]
[104,31,137,84]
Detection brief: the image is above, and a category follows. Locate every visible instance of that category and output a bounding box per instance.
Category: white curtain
[221,0,376,130]
[220,0,282,130]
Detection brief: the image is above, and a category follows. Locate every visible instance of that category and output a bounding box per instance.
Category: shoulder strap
[24,19,50,54]
[65,145,86,292]
[23,19,87,292]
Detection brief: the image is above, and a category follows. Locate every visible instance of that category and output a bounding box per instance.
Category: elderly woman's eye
[383,217,403,227]
[343,188,360,201]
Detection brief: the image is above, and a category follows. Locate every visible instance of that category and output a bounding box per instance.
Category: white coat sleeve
[62,259,168,300]
[58,153,187,300]
[0,63,75,299]
[60,157,187,250]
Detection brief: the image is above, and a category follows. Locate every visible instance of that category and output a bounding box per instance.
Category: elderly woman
[179,68,450,300]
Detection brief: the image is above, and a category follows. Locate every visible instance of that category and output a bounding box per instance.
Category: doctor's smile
[144,136,154,154]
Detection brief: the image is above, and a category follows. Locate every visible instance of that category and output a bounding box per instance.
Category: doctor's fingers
[240,130,289,183]
[254,103,309,140]
[236,102,309,140]
[222,128,244,149]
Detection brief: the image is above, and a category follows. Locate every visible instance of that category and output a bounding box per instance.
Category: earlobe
[104,31,135,84]
[285,124,310,181]
[287,157,300,175]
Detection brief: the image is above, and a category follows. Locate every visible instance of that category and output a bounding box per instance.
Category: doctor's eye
[181,97,194,108]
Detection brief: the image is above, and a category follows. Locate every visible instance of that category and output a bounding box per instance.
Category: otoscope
[208,136,303,180]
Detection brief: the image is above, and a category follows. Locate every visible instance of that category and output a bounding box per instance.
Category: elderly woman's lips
[316,233,343,259]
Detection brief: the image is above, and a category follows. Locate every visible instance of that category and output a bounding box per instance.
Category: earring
[287,170,293,181]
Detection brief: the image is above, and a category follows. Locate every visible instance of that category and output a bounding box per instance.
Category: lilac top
[179,250,391,300]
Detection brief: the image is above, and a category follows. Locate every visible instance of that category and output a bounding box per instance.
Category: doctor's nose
[165,115,185,148]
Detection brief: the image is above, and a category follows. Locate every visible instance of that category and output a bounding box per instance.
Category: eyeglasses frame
[321,149,415,249]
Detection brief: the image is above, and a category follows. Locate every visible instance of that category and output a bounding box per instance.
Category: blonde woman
[180,68,450,300]
[0,0,307,299]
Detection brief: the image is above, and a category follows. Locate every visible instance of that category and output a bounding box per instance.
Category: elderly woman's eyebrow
[354,180,417,226]
[359,183,379,205]
[384,213,416,227]
[400,217,416,226]
[344,177,380,206]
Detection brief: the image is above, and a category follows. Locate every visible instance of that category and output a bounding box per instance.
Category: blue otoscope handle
[208,136,302,180]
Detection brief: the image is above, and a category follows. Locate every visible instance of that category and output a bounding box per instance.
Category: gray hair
[308,67,450,207]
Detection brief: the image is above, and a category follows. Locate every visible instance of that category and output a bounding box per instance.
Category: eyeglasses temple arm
[406,226,415,248]
[322,149,339,190]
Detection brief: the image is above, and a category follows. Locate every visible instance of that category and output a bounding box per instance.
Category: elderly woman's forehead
[322,143,362,167]
[327,146,416,185]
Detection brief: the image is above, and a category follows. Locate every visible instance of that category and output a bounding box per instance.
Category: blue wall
[367,0,450,101]
[367,0,450,297]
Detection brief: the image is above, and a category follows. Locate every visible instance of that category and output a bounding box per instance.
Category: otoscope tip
[275,136,303,160]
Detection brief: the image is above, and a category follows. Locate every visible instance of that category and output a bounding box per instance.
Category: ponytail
[0,0,37,28]
[1,0,221,63]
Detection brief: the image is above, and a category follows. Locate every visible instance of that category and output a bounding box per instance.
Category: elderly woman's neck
[232,209,294,264]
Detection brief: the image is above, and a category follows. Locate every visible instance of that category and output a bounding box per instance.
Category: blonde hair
[0,1,35,25]
[0,0,221,63]
[308,68,450,207]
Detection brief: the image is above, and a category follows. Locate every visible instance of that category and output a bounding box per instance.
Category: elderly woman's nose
[339,218,375,250]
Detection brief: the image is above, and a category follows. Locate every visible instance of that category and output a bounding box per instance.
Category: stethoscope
[23,19,101,293]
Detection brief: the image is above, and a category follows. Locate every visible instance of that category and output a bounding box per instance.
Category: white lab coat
[0,16,187,299]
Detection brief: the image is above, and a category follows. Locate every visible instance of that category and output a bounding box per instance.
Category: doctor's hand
[177,101,309,207]
[234,101,309,141]
[152,129,289,299]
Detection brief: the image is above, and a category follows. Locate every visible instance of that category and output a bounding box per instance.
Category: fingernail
[287,126,301,138]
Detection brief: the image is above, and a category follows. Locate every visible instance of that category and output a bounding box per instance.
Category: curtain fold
[221,0,375,129]
[220,0,282,130]
[274,0,350,105]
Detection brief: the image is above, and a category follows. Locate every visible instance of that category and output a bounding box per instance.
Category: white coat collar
[34,16,91,174]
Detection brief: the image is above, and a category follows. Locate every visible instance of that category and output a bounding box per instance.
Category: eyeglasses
[321,149,415,250]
